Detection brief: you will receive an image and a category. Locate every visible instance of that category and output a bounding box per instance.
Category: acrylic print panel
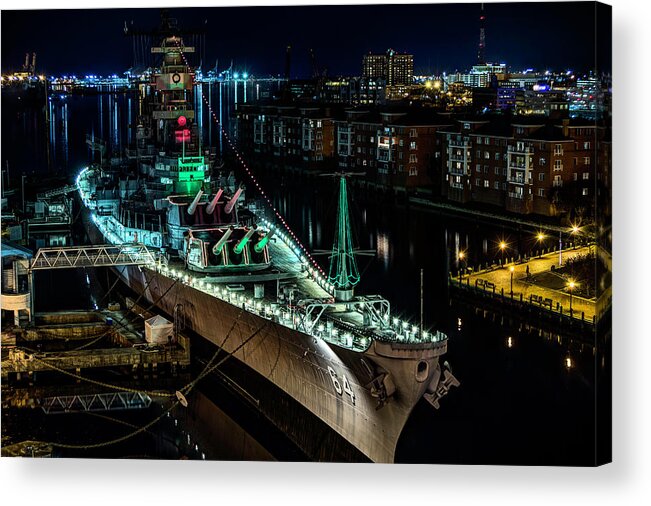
[0,1,611,465]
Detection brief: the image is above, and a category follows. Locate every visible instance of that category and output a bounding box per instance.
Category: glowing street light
[569,224,582,250]
[458,250,466,281]
[535,232,545,258]
[509,265,515,297]
[567,279,576,316]
[498,241,508,266]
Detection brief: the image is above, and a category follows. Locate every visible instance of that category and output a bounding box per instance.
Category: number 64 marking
[327,366,355,404]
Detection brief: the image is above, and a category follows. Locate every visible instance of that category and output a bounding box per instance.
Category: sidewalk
[460,246,596,321]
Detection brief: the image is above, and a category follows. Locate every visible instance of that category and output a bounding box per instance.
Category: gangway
[40,392,152,414]
[30,243,158,271]
[36,185,77,200]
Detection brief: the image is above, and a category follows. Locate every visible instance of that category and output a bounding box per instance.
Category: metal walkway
[41,392,152,414]
[30,244,158,270]
[36,184,77,200]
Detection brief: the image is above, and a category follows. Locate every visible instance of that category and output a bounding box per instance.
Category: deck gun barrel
[206,188,224,214]
[212,226,234,255]
[224,187,243,214]
[254,228,275,253]
[233,225,257,255]
[187,190,204,215]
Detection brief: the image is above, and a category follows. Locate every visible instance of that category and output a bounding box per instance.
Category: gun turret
[212,226,234,255]
[254,228,275,253]
[187,189,204,215]
[224,187,243,214]
[206,188,223,214]
[233,225,257,255]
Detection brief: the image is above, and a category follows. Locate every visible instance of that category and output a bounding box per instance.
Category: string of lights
[174,39,328,281]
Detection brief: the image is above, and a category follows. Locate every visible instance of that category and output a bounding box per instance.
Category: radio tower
[477,3,486,65]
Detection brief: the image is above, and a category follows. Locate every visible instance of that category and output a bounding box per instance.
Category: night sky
[1,2,611,78]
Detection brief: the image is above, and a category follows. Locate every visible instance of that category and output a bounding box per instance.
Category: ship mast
[328,174,361,302]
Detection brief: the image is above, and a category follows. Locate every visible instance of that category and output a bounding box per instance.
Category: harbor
[1,4,610,468]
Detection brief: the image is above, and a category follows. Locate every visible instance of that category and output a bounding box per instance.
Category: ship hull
[82,210,443,463]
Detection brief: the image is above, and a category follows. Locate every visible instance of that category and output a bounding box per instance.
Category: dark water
[1,85,600,465]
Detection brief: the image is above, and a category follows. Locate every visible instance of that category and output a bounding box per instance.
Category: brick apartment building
[236,103,609,217]
[439,116,607,216]
[334,108,452,192]
[236,103,337,172]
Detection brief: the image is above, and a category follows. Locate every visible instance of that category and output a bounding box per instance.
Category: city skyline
[1,2,611,78]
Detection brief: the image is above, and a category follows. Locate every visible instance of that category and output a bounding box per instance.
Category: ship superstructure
[77,17,458,462]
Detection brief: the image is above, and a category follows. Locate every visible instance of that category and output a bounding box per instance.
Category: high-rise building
[478,4,486,64]
[362,49,414,86]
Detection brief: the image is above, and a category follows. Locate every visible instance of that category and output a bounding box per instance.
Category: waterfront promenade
[456,246,596,322]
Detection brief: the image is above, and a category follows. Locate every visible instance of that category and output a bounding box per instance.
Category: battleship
[75,17,459,463]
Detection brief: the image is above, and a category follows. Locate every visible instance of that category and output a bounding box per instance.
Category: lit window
[484,180,490,188]
[582,188,589,196]
[538,188,545,197]
[539,173,545,181]
[583,172,589,180]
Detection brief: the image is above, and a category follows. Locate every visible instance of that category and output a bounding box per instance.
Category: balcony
[507,145,533,154]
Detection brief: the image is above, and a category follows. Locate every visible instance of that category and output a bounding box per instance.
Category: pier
[1,308,191,382]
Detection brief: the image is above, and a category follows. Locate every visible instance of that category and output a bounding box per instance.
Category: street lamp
[499,241,507,266]
[509,265,515,297]
[570,224,580,250]
[567,279,576,316]
[458,251,466,281]
[536,232,545,258]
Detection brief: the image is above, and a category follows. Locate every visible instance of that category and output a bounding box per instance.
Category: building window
[399,152,403,160]
[476,178,481,186]
[539,173,545,181]
[484,151,490,159]
[409,154,417,163]
[476,164,481,173]
[582,188,589,196]
[554,144,563,155]
[399,139,404,147]
[502,182,507,190]
[410,141,417,150]
[553,175,562,187]
[495,152,500,161]
[409,166,418,176]
[554,160,563,171]
[370,136,374,143]
[494,181,499,190]
[494,167,500,175]
[584,156,591,165]
[476,150,481,158]
[584,141,591,149]
[538,188,545,197]
[484,179,490,188]
[539,157,546,166]
[409,129,418,138]
[484,165,489,173]
[463,123,470,129]
[583,172,590,180]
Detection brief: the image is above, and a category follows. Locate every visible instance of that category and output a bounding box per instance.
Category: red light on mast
[177,115,187,127]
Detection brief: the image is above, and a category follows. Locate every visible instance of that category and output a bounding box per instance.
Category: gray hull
[85,218,445,462]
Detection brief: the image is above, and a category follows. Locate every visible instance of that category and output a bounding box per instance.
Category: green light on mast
[328,175,360,301]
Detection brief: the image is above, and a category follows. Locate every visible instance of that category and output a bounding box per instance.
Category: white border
[1,1,649,505]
